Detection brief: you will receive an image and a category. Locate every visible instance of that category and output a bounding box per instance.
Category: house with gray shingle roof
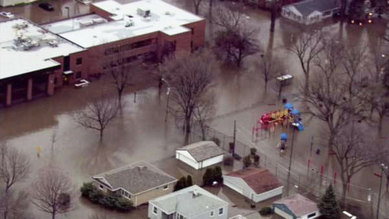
[272,194,320,219]
[281,0,341,25]
[92,161,177,207]
[148,185,229,219]
[176,141,224,170]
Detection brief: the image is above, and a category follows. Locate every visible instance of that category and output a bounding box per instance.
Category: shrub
[58,193,71,211]
[250,147,257,156]
[210,137,220,146]
[214,166,223,183]
[80,182,94,197]
[203,168,214,186]
[186,175,193,187]
[115,198,133,212]
[223,156,234,166]
[243,155,252,168]
[259,207,273,216]
[80,183,133,212]
[254,154,260,167]
[174,176,187,191]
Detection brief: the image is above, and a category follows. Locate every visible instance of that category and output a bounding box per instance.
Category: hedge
[80,182,133,212]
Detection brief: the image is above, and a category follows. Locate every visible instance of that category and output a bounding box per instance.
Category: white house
[272,194,321,219]
[148,185,229,219]
[176,141,224,170]
[223,167,283,203]
[281,0,341,25]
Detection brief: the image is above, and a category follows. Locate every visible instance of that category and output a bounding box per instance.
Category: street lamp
[376,163,388,219]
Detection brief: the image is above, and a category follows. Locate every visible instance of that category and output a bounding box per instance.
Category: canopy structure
[284,102,293,110]
[291,108,300,115]
[280,133,288,140]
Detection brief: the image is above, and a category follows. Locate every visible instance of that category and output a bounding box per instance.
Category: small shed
[272,194,320,219]
[223,167,283,203]
[176,141,224,170]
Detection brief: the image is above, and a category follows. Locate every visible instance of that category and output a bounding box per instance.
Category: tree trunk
[4,187,9,219]
[184,117,191,144]
[209,0,213,23]
[378,114,384,137]
[118,89,123,108]
[99,129,104,141]
[52,211,56,219]
[304,73,310,95]
[270,4,276,32]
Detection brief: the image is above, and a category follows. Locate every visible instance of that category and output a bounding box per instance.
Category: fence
[190,124,389,219]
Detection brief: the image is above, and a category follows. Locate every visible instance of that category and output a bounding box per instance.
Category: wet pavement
[0,0,388,218]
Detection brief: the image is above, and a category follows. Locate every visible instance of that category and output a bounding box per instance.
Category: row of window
[104,39,154,56]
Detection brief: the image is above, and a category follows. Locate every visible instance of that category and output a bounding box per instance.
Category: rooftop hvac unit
[92,18,105,24]
[137,8,151,17]
[79,20,93,27]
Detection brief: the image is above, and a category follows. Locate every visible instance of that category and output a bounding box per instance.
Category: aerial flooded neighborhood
[0,0,388,218]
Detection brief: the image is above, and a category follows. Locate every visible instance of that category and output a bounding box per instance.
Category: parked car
[0,11,15,18]
[74,79,90,88]
[38,3,54,11]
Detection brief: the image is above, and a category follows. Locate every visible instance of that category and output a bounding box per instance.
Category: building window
[76,57,82,65]
[153,206,158,214]
[163,185,169,190]
[75,72,81,79]
[210,211,214,217]
[191,28,194,35]
[219,208,223,215]
[307,212,316,218]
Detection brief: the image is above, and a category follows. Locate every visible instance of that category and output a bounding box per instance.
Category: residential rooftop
[149,185,229,216]
[177,141,224,162]
[0,19,84,80]
[92,161,177,195]
[273,194,319,217]
[55,0,204,48]
[226,168,283,194]
[287,0,340,17]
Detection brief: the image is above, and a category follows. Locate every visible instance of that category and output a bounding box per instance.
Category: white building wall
[176,150,200,169]
[223,176,246,195]
[274,207,294,219]
[0,0,33,7]
[301,211,320,219]
[201,155,223,169]
[191,205,229,219]
[252,186,283,203]
[148,203,164,219]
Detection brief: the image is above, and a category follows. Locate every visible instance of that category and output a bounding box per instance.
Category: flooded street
[1,0,388,218]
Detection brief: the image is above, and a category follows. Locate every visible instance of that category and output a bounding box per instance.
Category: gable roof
[273,194,319,217]
[150,185,228,217]
[226,168,282,194]
[92,161,177,195]
[288,0,340,17]
[177,141,224,162]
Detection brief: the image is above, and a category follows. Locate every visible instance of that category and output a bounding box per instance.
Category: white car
[0,12,15,19]
[74,79,90,88]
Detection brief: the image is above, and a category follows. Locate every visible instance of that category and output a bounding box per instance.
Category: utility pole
[377,163,388,219]
[286,124,297,196]
[232,120,236,154]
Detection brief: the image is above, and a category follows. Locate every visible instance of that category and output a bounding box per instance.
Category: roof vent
[137,8,151,17]
[192,189,200,197]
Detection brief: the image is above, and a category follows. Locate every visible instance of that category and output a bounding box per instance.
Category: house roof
[226,168,282,194]
[149,185,228,217]
[288,0,340,17]
[177,141,224,162]
[92,161,177,195]
[273,194,319,217]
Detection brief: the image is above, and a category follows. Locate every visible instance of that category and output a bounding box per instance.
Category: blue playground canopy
[280,133,288,140]
[284,102,293,110]
[291,108,300,115]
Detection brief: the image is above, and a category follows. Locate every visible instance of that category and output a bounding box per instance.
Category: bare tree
[190,0,204,15]
[109,63,133,108]
[370,39,388,83]
[161,50,216,144]
[31,167,74,219]
[258,54,285,92]
[332,122,388,204]
[288,31,324,94]
[269,0,281,32]
[193,95,216,140]
[0,143,29,219]
[0,190,30,219]
[342,44,367,95]
[73,96,119,140]
[214,6,259,67]
[304,39,367,151]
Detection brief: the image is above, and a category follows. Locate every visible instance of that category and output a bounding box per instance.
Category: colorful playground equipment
[256,102,304,132]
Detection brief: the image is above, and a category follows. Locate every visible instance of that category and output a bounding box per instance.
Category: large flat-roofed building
[0,19,86,106]
[44,0,205,81]
[1,0,205,106]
